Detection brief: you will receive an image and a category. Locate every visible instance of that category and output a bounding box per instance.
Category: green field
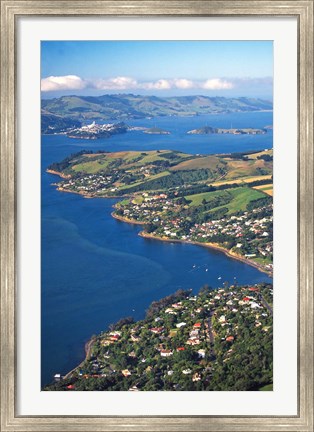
[71,157,111,173]
[226,187,265,213]
[185,190,229,206]
[252,256,273,266]
[185,186,266,216]
[53,150,273,202]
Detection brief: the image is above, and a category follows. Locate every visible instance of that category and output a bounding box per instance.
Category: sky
[41,41,273,99]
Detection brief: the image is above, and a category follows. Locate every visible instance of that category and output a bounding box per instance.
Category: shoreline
[46,169,72,179]
[138,231,272,277]
[47,169,124,199]
[111,212,146,225]
[64,337,96,380]
[47,168,272,276]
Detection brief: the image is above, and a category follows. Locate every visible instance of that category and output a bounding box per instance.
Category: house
[176,322,186,328]
[193,322,201,328]
[182,369,192,375]
[197,349,206,358]
[250,302,262,309]
[160,349,173,357]
[150,327,163,334]
[192,373,201,382]
[226,336,234,342]
[186,338,200,345]
[121,369,132,377]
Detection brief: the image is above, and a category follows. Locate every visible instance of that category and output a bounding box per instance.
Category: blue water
[41,112,273,386]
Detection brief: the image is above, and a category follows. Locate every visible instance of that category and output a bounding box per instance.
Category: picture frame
[0,1,313,431]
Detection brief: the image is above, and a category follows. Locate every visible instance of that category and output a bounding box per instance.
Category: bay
[41,112,273,386]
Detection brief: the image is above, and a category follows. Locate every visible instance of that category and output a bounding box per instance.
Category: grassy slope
[226,187,265,213]
[57,151,272,206]
[223,159,272,180]
[169,156,223,171]
[186,189,229,206]
[185,187,265,215]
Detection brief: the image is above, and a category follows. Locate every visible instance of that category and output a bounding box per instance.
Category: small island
[143,127,171,135]
[187,126,267,135]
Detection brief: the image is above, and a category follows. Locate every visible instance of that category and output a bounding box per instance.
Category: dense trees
[44,283,273,392]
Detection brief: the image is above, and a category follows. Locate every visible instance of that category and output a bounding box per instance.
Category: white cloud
[41,75,270,93]
[173,79,195,89]
[201,78,234,90]
[41,75,86,92]
[93,76,138,90]
[141,79,172,90]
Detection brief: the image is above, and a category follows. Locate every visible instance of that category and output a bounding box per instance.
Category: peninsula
[45,282,273,391]
[48,149,273,274]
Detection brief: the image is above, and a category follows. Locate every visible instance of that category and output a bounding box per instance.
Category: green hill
[42,94,272,123]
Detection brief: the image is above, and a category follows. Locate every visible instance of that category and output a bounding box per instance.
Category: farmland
[49,148,273,274]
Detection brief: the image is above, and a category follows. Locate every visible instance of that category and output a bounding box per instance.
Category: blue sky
[41,41,273,99]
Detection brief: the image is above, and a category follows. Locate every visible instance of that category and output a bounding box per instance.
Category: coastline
[111,212,146,225]
[47,169,124,199]
[46,168,272,276]
[138,231,272,277]
[46,169,71,179]
[63,337,96,380]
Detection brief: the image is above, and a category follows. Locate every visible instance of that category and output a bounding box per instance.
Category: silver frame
[0,1,313,431]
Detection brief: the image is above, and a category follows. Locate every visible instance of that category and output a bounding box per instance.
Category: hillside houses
[50,283,273,391]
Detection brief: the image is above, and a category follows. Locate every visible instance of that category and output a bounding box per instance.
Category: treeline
[145,289,191,319]
[247,196,272,211]
[48,150,93,172]
[121,169,211,193]
[167,178,272,199]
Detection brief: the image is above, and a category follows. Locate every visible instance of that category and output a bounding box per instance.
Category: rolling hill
[41,94,272,125]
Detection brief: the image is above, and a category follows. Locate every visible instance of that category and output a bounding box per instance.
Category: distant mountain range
[41,94,272,134]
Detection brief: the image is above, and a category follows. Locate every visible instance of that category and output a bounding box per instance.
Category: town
[46,282,273,391]
[48,148,273,274]
[66,121,128,139]
[114,193,273,273]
